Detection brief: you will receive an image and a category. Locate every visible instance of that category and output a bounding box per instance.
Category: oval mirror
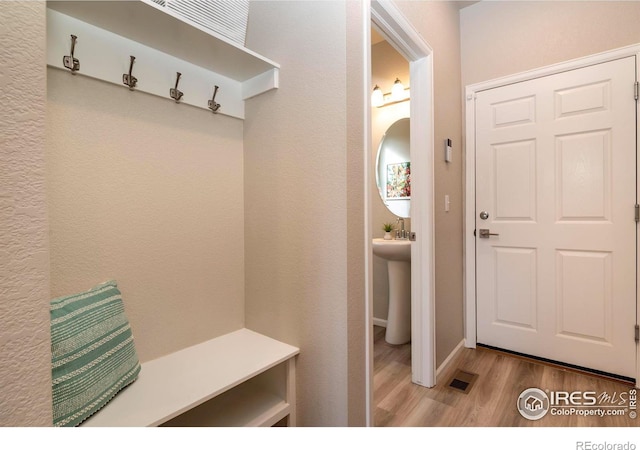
[376,118,410,218]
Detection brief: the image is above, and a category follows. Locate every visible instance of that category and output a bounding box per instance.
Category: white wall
[47,69,245,363]
[461,1,640,86]
[0,1,52,426]
[244,0,356,426]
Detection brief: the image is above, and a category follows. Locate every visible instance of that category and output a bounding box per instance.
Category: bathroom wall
[460,1,640,86]
[244,0,356,426]
[371,39,410,322]
[395,1,465,368]
[46,70,245,363]
[0,0,52,426]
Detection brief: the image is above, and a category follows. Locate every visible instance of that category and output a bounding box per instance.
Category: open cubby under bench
[80,328,299,427]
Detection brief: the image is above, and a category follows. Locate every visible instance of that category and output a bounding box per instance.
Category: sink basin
[372,238,411,262]
[372,238,411,345]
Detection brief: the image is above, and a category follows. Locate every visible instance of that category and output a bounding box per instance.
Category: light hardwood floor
[374,326,638,427]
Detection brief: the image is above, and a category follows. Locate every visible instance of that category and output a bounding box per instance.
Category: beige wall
[244,0,354,426]
[0,1,52,426]
[461,1,640,86]
[0,0,482,428]
[395,1,465,368]
[46,70,245,363]
[346,0,367,426]
[371,40,410,321]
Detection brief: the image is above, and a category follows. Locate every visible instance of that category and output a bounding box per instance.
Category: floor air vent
[447,369,479,394]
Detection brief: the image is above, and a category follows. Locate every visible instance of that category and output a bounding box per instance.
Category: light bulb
[391,78,405,101]
[371,85,384,107]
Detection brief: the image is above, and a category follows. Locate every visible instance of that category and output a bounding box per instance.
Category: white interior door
[475,56,637,378]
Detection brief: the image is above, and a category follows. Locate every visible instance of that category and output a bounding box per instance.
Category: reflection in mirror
[376,118,410,218]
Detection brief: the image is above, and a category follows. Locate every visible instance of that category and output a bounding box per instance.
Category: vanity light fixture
[391,78,406,101]
[371,78,410,108]
[372,85,384,107]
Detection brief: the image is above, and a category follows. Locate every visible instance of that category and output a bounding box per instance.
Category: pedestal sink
[372,238,411,345]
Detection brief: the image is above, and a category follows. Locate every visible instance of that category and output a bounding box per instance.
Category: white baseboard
[373,317,387,328]
[436,339,465,377]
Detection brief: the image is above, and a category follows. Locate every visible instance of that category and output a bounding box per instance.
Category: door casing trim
[463,43,640,388]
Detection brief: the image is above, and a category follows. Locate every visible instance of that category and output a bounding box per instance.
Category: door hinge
[635,204,639,222]
[635,324,639,343]
[635,81,639,101]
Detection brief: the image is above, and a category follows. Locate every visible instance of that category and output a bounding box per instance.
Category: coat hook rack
[62,34,80,74]
[208,85,221,113]
[170,72,184,102]
[123,55,138,90]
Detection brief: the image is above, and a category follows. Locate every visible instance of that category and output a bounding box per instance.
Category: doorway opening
[365,0,436,426]
[370,26,411,343]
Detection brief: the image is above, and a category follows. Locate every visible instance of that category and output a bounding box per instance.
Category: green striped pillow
[50,280,141,427]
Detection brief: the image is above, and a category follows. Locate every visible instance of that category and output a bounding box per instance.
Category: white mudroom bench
[80,328,299,427]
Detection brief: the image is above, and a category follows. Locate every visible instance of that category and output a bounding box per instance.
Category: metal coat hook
[170,72,183,102]
[63,34,80,73]
[123,56,138,90]
[208,85,221,113]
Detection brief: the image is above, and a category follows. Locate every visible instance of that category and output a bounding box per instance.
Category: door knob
[479,211,489,220]
[478,229,499,239]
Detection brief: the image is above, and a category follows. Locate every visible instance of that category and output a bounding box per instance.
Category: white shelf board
[160,381,291,427]
[80,328,299,427]
[47,0,280,82]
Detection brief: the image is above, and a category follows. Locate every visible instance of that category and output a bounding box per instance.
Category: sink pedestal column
[385,260,411,345]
